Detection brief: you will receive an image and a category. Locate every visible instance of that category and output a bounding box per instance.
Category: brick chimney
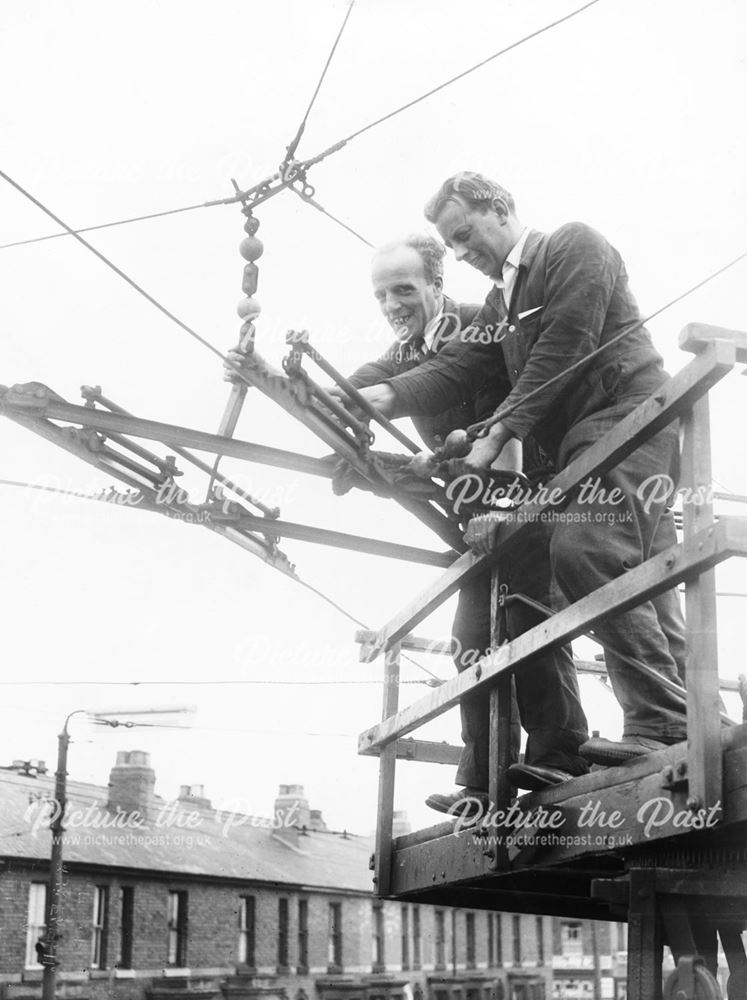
[274,784,310,829]
[107,750,155,818]
[309,808,327,832]
[272,784,312,849]
[177,784,212,811]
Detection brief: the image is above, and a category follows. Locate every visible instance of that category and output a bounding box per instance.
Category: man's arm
[498,222,625,441]
[367,308,510,417]
[346,348,400,390]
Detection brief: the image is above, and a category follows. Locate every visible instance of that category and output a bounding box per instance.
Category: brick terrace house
[0,752,554,1000]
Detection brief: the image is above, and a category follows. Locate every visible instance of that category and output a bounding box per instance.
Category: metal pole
[42,715,75,1000]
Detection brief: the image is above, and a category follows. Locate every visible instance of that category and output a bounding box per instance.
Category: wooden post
[681,393,723,814]
[627,869,663,1000]
[373,642,400,896]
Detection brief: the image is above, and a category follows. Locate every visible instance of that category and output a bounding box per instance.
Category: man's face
[434,195,513,280]
[371,245,442,341]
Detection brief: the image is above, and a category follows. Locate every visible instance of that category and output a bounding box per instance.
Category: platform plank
[387,730,747,897]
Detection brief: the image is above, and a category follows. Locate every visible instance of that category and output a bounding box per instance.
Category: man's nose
[385,293,401,313]
[453,243,468,262]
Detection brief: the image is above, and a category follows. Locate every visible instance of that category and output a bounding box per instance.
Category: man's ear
[490,196,510,221]
[433,275,444,293]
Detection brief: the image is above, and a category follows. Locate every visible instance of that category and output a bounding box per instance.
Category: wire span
[0,0,603,250]
[284,0,357,163]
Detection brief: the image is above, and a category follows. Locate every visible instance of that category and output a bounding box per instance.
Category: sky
[1,0,746,837]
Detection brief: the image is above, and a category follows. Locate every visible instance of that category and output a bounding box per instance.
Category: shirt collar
[493,226,530,289]
[505,226,530,272]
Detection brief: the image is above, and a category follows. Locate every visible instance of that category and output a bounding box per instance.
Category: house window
[167,890,188,967]
[401,905,410,971]
[277,898,289,969]
[512,914,522,966]
[435,909,446,970]
[25,882,47,969]
[561,921,583,959]
[535,916,545,965]
[412,905,421,970]
[91,886,109,970]
[298,899,309,972]
[466,912,476,968]
[238,896,255,967]
[328,902,342,970]
[488,914,494,967]
[118,887,134,969]
[372,902,385,971]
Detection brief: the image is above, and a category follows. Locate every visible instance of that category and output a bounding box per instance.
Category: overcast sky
[1,0,746,836]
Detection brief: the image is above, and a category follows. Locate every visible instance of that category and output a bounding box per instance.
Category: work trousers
[551,405,688,741]
[451,519,589,790]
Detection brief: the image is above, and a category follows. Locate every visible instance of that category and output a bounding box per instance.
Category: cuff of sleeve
[500,413,532,441]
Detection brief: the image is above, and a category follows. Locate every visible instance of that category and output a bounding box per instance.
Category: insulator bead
[243,216,260,236]
[237,297,261,320]
[242,263,259,296]
[443,428,471,458]
[239,235,264,261]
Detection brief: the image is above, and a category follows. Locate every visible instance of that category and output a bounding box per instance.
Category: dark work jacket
[384,224,668,462]
[347,296,511,450]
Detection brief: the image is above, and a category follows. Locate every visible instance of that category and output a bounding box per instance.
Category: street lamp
[41,706,193,1000]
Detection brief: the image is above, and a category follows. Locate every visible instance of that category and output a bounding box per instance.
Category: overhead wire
[317,0,603,152]
[283,0,356,163]
[0,201,209,251]
[0,0,603,252]
[0,478,444,684]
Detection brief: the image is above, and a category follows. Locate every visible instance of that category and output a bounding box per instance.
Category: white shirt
[494,226,530,310]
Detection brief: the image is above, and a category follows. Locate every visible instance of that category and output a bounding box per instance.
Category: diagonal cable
[284,0,356,163]
[302,0,604,166]
[476,246,747,435]
[0,0,603,250]
[0,201,209,251]
[292,187,373,247]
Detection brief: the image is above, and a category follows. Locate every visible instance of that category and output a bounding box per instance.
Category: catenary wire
[0,477,444,683]
[283,0,357,162]
[322,0,603,151]
[0,0,603,251]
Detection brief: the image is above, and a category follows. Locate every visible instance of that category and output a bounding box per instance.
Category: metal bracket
[662,758,689,791]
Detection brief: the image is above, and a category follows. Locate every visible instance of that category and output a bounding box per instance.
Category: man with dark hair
[356,174,689,766]
[343,234,589,804]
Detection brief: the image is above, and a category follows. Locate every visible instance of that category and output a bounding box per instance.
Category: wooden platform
[383,724,747,923]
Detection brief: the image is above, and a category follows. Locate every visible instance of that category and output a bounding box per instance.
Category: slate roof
[0,768,374,893]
